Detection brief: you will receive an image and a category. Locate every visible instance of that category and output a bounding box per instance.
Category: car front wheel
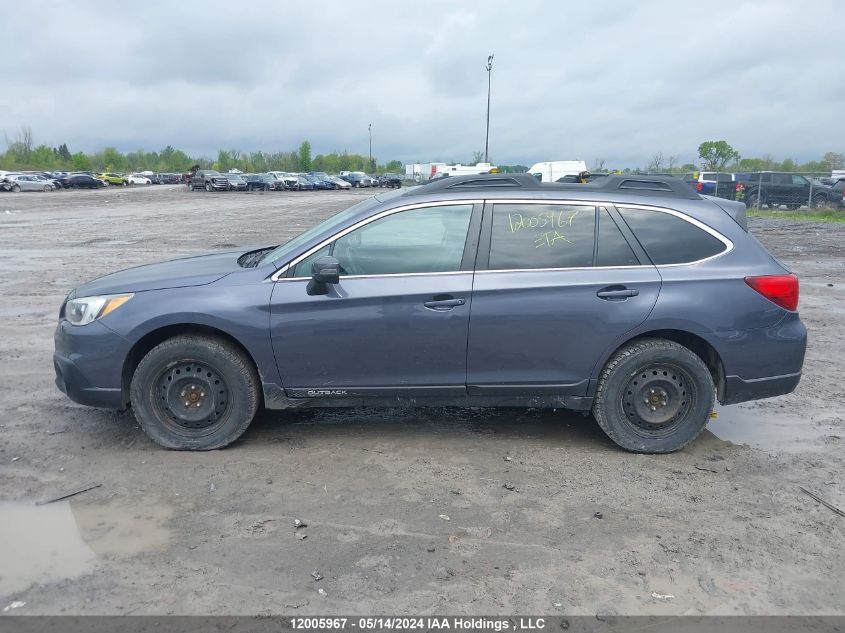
[130,335,260,450]
[592,338,714,453]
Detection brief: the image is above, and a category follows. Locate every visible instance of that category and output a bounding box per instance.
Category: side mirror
[306,256,341,295]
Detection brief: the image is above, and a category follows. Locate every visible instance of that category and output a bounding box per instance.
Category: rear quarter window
[618,207,727,265]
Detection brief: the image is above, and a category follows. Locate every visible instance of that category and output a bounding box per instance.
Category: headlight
[65,293,134,326]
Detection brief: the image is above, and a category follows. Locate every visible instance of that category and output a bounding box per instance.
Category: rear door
[466,201,661,398]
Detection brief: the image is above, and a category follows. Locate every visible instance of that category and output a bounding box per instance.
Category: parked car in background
[189,170,229,192]
[3,174,56,192]
[125,173,152,185]
[827,178,845,209]
[225,174,248,191]
[328,176,351,190]
[692,172,735,197]
[268,171,301,190]
[241,174,269,191]
[97,173,126,186]
[263,173,286,190]
[735,171,833,209]
[296,175,316,190]
[60,174,104,189]
[340,172,367,187]
[303,174,331,190]
[155,173,181,184]
[378,173,402,188]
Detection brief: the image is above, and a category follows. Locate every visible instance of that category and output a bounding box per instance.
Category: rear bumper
[711,312,806,405]
[721,372,802,405]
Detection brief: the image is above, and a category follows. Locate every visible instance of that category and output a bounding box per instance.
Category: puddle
[72,500,173,557]
[707,404,840,454]
[0,502,95,597]
[0,498,174,597]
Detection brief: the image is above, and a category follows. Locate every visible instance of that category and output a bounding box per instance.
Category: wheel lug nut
[180,391,186,397]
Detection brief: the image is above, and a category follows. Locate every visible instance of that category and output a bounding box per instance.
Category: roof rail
[402,173,701,200]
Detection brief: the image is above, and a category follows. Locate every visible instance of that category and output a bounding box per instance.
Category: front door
[269,202,480,397]
[467,202,661,397]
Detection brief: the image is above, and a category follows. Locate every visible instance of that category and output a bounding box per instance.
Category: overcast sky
[1,0,842,168]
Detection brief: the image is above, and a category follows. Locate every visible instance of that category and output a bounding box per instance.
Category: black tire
[188,182,194,191]
[11,184,20,192]
[592,338,714,453]
[745,192,763,208]
[130,335,260,450]
[205,182,212,192]
[812,194,827,209]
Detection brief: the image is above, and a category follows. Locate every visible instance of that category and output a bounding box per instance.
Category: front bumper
[53,320,131,409]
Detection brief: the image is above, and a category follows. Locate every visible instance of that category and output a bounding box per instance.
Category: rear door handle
[596,287,639,300]
[424,296,466,310]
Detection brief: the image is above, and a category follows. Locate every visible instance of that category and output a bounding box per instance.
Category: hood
[72,249,247,297]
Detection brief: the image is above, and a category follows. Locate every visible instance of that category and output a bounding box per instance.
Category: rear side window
[618,207,727,265]
[596,209,639,266]
[489,204,595,269]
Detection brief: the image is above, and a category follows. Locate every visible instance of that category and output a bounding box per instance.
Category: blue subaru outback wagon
[54,174,806,452]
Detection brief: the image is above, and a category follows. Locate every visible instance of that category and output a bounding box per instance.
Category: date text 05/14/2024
[289,617,547,631]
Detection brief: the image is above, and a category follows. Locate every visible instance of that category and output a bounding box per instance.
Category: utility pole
[368,123,372,172]
[484,54,494,164]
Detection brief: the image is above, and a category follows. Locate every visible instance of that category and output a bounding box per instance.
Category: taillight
[744,274,799,311]
[696,182,702,192]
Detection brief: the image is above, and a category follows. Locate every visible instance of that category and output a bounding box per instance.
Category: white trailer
[527,160,587,183]
[405,162,497,182]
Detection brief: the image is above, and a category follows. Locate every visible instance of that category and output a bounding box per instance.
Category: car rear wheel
[812,194,827,209]
[130,335,260,450]
[745,192,763,208]
[592,338,714,453]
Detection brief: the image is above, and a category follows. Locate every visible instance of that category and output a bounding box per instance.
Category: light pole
[484,54,494,164]
[368,123,372,172]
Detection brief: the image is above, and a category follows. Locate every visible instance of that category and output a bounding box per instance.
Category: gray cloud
[1,0,842,168]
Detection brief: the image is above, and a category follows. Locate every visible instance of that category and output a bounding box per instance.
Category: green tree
[384,160,403,172]
[71,152,91,171]
[823,152,844,170]
[298,140,312,171]
[698,140,740,170]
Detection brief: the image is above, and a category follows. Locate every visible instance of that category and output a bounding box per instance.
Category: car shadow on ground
[242,405,619,451]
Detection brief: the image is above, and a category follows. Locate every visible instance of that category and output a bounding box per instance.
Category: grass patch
[747,208,845,223]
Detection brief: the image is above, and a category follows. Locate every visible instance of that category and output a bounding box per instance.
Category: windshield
[258,196,382,266]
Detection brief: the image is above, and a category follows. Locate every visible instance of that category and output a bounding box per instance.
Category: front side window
[293,204,473,277]
[791,175,809,186]
[489,204,596,270]
[618,207,727,265]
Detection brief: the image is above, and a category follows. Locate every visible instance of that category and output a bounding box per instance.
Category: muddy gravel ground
[0,186,843,616]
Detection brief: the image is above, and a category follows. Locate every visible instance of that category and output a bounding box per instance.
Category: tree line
[0,128,402,175]
[2,127,843,177]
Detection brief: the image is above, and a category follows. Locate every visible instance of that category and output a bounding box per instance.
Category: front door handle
[596,287,639,300]
[424,296,466,310]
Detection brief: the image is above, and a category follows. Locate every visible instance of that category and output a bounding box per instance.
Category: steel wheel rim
[621,363,695,436]
[154,360,230,435]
